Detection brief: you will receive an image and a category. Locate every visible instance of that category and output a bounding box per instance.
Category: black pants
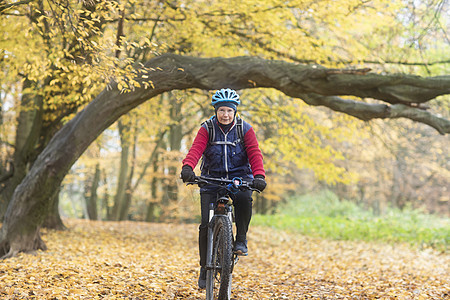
[198,190,253,267]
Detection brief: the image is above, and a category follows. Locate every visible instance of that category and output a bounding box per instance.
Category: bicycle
[187,176,260,300]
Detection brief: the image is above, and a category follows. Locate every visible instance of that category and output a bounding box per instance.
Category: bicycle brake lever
[246,183,261,193]
[239,182,261,193]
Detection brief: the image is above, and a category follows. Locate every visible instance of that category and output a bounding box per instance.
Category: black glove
[181,165,196,183]
[252,175,267,192]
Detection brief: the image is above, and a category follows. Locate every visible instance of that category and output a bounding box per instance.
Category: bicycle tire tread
[206,216,233,300]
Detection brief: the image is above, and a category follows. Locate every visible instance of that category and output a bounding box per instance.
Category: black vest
[200,116,253,179]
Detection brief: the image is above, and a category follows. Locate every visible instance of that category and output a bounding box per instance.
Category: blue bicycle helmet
[211,88,240,110]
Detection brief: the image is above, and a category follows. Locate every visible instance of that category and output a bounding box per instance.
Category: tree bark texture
[42,191,65,230]
[0,80,44,218]
[1,54,449,258]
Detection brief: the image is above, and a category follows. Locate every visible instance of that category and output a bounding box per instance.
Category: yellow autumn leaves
[1,219,448,299]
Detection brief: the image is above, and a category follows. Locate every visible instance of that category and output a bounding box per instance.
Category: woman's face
[216,107,235,125]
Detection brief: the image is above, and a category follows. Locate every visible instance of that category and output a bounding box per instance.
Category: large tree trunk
[0,79,43,218]
[42,191,65,230]
[1,78,64,227]
[1,54,449,258]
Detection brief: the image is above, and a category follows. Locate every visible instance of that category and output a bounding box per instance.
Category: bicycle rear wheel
[206,216,233,300]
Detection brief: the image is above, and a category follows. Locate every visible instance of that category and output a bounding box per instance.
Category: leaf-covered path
[0,219,448,299]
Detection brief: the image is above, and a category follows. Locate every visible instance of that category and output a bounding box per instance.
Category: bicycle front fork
[206,203,214,268]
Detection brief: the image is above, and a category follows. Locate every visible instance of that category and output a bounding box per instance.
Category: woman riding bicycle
[180,88,267,289]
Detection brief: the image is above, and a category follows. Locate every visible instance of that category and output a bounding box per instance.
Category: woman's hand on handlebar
[180,165,196,183]
[185,176,204,184]
[251,175,267,192]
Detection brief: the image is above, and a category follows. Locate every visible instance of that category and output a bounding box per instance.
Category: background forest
[0,0,448,228]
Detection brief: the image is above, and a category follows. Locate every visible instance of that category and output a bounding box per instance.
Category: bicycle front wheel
[206,216,233,300]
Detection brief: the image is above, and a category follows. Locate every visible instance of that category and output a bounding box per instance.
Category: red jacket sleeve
[182,126,209,169]
[244,127,265,177]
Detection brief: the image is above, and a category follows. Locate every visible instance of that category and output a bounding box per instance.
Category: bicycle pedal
[233,250,248,256]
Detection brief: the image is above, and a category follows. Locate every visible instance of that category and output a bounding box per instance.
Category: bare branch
[0,0,33,14]
[0,161,14,184]
[0,141,15,149]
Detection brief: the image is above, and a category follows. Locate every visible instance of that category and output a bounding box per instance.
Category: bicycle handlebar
[186,176,261,193]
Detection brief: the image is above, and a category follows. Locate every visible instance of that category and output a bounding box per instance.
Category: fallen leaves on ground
[0,219,448,299]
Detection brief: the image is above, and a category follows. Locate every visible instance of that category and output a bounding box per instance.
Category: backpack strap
[236,117,245,147]
[201,118,215,145]
[202,117,245,147]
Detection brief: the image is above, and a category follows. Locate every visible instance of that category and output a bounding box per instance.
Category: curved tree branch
[136,54,448,133]
[0,162,14,184]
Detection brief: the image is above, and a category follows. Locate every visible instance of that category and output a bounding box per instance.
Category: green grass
[252,191,449,252]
